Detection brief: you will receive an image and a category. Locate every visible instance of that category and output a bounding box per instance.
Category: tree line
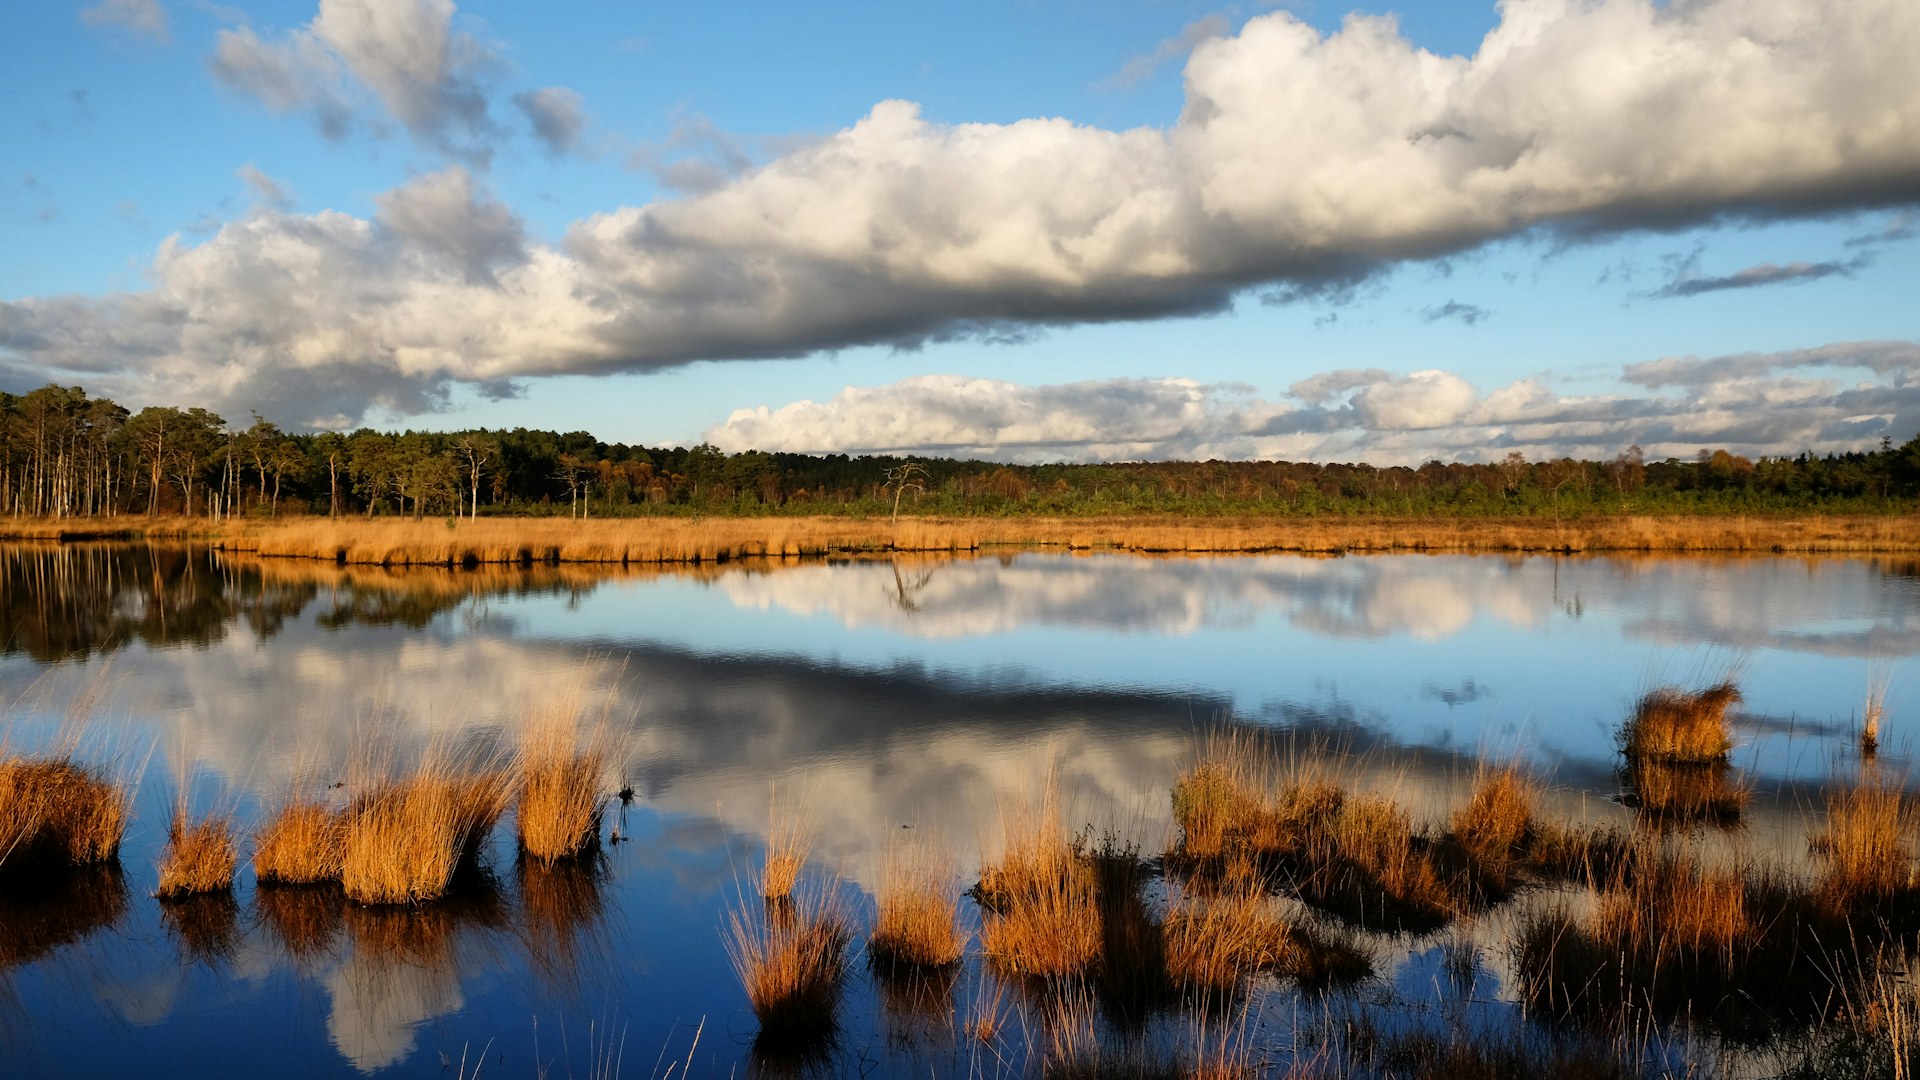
[3,384,1917,520]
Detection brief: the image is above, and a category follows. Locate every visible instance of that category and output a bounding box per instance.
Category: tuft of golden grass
[1311,793,1456,930]
[155,812,238,898]
[760,787,813,901]
[1161,859,1290,993]
[1812,778,1916,913]
[1619,682,1740,763]
[339,774,464,905]
[516,702,605,863]
[869,834,964,971]
[976,774,1103,979]
[979,860,1102,980]
[723,887,852,1044]
[0,756,129,871]
[1594,844,1748,958]
[1450,767,1536,864]
[252,800,343,885]
[1862,674,1889,758]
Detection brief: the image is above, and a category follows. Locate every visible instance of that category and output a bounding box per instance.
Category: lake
[1,544,1916,1078]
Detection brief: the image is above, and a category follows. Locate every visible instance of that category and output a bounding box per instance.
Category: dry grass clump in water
[868,834,964,971]
[252,800,344,885]
[1812,778,1917,913]
[976,778,1102,980]
[333,739,510,905]
[724,888,852,1048]
[516,702,606,862]
[1301,793,1456,932]
[760,787,813,901]
[1450,767,1536,865]
[1862,675,1888,758]
[155,812,237,897]
[0,756,129,871]
[1619,682,1741,763]
[1162,859,1290,993]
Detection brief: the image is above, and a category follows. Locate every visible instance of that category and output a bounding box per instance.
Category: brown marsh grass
[337,762,508,905]
[252,799,344,885]
[0,756,129,872]
[205,513,1920,569]
[516,699,607,862]
[869,833,964,971]
[154,811,238,897]
[760,787,814,902]
[1812,778,1918,913]
[1161,859,1290,994]
[976,775,1103,980]
[1619,682,1741,763]
[1450,766,1537,865]
[723,886,853,1047]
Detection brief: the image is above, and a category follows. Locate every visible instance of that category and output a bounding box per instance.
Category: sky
[1,0,1917,466]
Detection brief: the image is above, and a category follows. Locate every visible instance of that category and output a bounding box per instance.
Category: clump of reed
[1450,766,1536,865]
[1862,673,1889,758]
[1526,820,1633,884]
[1811,777,1917,914]
[760,788,813,901]
[1513,840,1844,1034]
[724,887,852,1049]
[1619,758,1749,828]
[154,811,238,898]
[1161,858,1290,994]
[252,799,344,885]
[515,700,607,863]
[976,779,1103,980]
[1300,793,1457,932]
[0,756,129,872]
[1619,681,1741,763]
[338,755,509,905]
[868,833,964,972]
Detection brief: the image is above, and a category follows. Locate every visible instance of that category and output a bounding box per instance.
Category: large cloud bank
[7,0,1920,427]
[704,342,1920,464]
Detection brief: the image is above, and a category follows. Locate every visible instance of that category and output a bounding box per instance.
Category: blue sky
[2,0,1916,464]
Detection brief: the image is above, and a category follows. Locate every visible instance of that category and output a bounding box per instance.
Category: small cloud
[236,163,292,209]
[612,36,648,55]
[1645,254,1874,299]
[513,87,587,158]
[627,110,754,193]
[1847,209,1918,248]
[1421,300,1490,326]
[80,0,170,44]
[1098,13,1232,91]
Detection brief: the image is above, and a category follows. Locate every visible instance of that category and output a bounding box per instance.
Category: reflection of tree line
[0,545,630,659]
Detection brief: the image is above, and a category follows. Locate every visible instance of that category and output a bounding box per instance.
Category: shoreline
[0,512,1915,564]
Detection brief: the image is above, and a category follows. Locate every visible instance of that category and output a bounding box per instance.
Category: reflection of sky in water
[3,548,1919,1076]
[521,554,1919,776]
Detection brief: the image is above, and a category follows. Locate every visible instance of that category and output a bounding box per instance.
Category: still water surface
[1,545,1916,1077]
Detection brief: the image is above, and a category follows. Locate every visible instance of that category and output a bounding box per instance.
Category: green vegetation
[3,383,1918,520]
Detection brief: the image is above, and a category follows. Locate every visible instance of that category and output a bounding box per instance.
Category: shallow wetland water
[1,543,1918,1078]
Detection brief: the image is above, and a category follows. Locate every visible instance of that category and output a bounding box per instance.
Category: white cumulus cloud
[5,0,1918,427]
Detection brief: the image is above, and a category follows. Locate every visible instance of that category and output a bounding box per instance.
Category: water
[1,544,1916,1078]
